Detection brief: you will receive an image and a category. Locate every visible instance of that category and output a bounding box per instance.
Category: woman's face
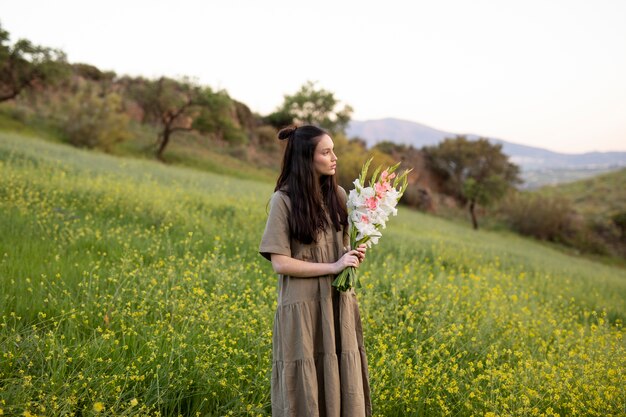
[313,134,337,177]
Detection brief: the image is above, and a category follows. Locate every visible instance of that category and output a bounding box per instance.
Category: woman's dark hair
[275,124,348,244]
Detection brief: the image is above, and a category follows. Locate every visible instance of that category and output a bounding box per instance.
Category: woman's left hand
[356,244,367,263]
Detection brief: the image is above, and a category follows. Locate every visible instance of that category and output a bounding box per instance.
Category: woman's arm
[270,247,364,278]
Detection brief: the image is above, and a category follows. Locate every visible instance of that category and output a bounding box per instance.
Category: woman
[259,124,372,417]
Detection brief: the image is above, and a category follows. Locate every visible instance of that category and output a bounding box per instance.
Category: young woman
[259,125,372,417]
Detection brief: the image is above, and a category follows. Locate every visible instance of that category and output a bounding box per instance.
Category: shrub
[401,186,435,211]
[612,211,626,239]
[57,82,131,151]
[568,224,610,255]
[497,192,578,242]
[255,125,278,148]
[222,120,249,145]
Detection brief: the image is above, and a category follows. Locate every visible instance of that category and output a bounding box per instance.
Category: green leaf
[369,165,382,187]
[359,157,373,185]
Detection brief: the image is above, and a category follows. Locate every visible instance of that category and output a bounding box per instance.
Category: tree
[128,77,203,159]
[266,81,352,134]
[192,91,249,145]
[128,76,251,159]
[424,136,521,229]
[0,23,67,102]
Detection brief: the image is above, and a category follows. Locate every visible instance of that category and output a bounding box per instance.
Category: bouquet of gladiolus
[332,158,411,292]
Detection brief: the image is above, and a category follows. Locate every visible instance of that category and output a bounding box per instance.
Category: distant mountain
[347,118,626,186]
[347,118,449,149]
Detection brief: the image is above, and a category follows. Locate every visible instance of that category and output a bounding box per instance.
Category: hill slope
[1,132,624,416]
[537,167,626,218]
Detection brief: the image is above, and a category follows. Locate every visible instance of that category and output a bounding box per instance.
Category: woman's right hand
[333,250,362,274]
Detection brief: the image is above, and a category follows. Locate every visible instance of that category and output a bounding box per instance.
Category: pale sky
[2,0,626,153]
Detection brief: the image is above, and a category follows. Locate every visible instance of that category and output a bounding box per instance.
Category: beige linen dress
[259,188,372,417]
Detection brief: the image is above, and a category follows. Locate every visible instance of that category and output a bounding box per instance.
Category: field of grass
[1,131,625,416]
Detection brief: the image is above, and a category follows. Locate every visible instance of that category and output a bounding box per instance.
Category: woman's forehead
[316,134,334,150]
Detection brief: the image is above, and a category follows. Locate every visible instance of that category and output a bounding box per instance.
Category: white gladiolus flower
[333,159,411,291]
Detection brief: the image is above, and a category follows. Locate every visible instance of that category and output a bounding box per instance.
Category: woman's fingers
[355,245,366,261]
[341,251,360,268]
[351,250,363,262]
[340,249,364,269]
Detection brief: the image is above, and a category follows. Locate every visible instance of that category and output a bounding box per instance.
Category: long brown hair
[275,125,347,244]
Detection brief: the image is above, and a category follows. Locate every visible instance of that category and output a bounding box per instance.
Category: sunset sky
[2,0,625,153]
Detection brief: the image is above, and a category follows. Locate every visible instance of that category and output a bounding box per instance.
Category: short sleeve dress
[259,188,372,417]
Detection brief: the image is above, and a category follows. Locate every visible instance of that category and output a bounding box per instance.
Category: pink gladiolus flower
[380,170,396,182]
[365,196,378,210]
[361,214,369,224]
[375,181,391,198]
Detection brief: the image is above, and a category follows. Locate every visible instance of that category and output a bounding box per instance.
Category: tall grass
[1,132,624,416]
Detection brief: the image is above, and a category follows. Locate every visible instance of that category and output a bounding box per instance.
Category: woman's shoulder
[272,188,289,199]
[270,189,291,207]
[336,185,348,203]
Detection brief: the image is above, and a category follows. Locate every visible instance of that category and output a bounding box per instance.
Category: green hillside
[1,132,624,416]
[0,108,278,184]
[537,167,626,219]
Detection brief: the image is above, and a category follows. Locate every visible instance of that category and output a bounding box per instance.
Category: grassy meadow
[1,132,625,416]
